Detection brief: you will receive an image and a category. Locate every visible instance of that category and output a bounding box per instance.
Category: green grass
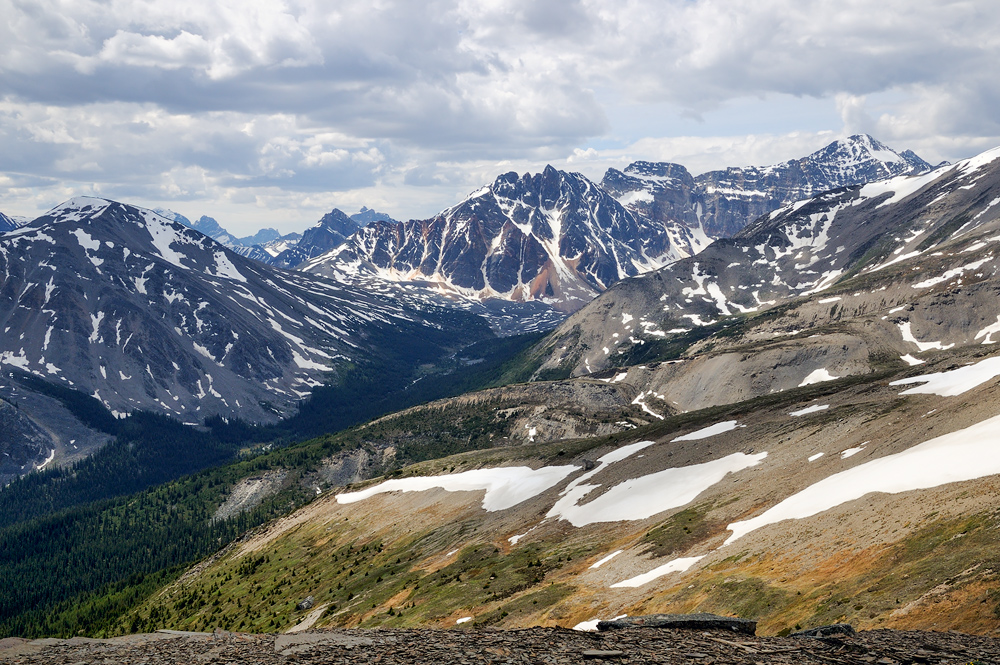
[641,503,720,559]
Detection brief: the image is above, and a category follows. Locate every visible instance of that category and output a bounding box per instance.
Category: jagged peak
[804,134,931,173]
[621,160,692,179]
[314,208,360,236]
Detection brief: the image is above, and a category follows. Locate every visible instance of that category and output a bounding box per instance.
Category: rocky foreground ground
[1,626,998,665]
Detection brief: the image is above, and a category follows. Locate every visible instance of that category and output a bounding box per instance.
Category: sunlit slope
[124,342,1000,636]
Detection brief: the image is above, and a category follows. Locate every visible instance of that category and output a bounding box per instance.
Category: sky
[2,0,1000,235]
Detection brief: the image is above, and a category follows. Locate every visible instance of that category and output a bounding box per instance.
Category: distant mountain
[228,243,273,262]
[305,136,930,314]
[351,206,398,226]
[270,209,361,269]
[307,166,680,313]
[148,205,396,270]
[238,228,283,246]
[258,232,302,258]
[603,134,932,241]
[0,198,491,429]
[154,209,240,246]
[0,212,27,233]
[190,215,239,246]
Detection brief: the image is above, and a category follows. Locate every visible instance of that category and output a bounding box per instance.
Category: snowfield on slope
[671,420,742,442]
[889,354,1000,396]
[337,435,767,530]
[724,412,1000,545]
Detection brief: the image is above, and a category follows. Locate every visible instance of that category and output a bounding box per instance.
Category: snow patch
[610,556,705,588]
[547,452,767,527]
[889,355,1000,396]
[336,466,578,512]
[671,420,742,442]
[975,315,1000,344]
[798,368,838,387]
[590,550,623,569]
[898,321,954,352]
[790,404,829,417]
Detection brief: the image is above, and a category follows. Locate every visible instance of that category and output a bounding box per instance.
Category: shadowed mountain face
[270,209,362,269]
[0,198,490,426]
[0,213,21,233]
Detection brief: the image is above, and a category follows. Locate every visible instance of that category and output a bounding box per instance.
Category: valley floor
[1,626,999,664]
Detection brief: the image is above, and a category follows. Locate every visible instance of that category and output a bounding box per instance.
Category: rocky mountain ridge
[307,166,668,314]
[603,134,932,241]
[153,207,396,270]
[306,135,929,314]
[534,145,1000,385]
[0,197,494,472]
[270,208,362,269]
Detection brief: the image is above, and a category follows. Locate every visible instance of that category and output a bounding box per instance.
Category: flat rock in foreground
[598,613,757,635]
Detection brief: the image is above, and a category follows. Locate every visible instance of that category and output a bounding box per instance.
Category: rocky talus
[2,626,998,664]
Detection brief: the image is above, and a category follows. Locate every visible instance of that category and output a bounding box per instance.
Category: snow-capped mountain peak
[306,165,674,313]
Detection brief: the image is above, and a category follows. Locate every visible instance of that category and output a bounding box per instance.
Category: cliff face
[310,165,672,313]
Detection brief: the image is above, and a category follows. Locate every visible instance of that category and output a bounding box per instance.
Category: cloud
[1,0,999,229]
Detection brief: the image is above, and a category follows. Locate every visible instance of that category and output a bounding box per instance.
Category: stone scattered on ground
[1,626,998,664]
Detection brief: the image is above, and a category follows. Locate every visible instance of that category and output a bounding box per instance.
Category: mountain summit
[602,133,933,242]
[307,165,677,313]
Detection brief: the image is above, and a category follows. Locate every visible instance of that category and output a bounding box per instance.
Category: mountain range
[603,133,932,239]
[152,206,400,269]
[304,135,932,314]
[0,197,498,476]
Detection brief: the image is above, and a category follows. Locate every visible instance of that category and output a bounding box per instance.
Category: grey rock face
[310,166,674,313]
[602,134,932,244]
